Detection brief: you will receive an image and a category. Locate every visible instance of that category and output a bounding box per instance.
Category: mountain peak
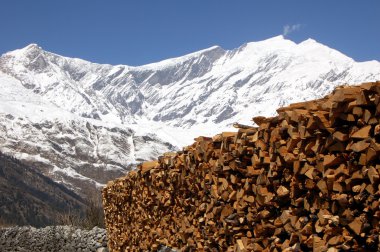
[182,45,224,60]
[3,43,44,60]
[239,35,296,53]
[25,43,42,50]
[265,35,285,41]
[299,38,318,45]
[20,43,44,55]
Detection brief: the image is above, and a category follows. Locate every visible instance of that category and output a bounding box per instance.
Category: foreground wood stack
[103,81,380,251]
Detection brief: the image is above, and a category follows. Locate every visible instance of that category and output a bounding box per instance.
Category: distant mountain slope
[0,151,85,227]
[0,35,379,196]
[0,73,175,196]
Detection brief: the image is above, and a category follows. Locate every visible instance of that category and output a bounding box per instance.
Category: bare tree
[82,195,105,229]
[57,208,82,227]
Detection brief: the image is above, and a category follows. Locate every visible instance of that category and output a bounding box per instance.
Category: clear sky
[1,0,379,66]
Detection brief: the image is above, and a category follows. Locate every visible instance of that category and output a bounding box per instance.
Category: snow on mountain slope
[0,73,174,195]
[2,36,379,139]
[0,35,379,194]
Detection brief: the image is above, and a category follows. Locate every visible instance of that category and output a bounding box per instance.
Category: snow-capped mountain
[0,35,379,195]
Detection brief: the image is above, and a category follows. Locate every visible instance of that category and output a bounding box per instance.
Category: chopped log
[333,131,348,142]
[348,217,363,236]
[323,154,344,167]
[352,106,363,117]
[348,140,371,153]
[351,125,371,139]
[277,186,290,197]
[368,166,379,184]
[141,160,159,174]
[236,239,246,252]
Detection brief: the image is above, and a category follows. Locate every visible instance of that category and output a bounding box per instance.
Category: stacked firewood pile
[103,81,380,251]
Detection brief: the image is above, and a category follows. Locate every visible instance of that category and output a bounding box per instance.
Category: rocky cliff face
[0,36,379,195]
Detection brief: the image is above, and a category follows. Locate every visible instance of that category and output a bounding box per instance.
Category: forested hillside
[0,152,86,227]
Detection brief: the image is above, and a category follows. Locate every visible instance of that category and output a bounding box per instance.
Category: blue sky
[1,0,379,66]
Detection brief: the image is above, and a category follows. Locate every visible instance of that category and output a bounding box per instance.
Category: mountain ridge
[0,35,379,196]
[8,35,368,69]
